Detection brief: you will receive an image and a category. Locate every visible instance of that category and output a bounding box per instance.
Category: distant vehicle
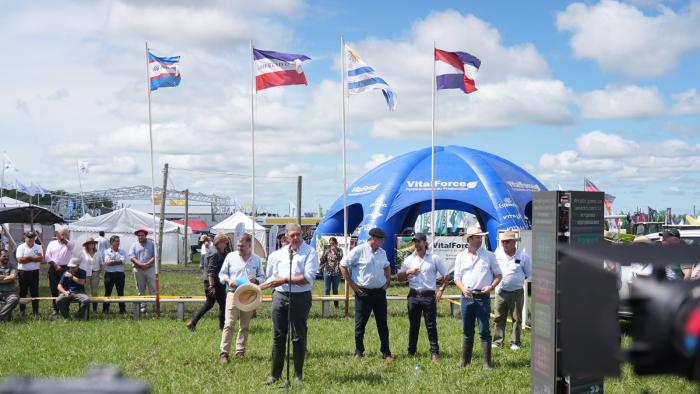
[646,228,700,246]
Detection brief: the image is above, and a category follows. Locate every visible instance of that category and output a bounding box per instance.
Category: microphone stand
[284,246,294,389]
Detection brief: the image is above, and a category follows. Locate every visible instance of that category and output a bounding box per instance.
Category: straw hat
[498,230,520,241]
[234,283,263,312]
[83,237,98,247]
[632,235,653,245]
[213,234,230,246]
[464,226,488,239]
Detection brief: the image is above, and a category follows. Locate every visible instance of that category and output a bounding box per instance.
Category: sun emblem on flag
[347,48,360,63]
[153,64,160,72]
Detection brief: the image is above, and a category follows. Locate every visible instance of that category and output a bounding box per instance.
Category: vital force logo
[405,180,478,192]
[349,183,380,196]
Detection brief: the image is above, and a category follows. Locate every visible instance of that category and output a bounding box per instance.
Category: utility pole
[184,188,189,265]
[155,163,168,316]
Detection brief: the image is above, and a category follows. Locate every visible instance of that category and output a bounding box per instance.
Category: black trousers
[18,270,40,315]
[103,272,126,313]
[191,280,226,329]
[407,289,439,355]
[355,287,391,355]
[47,265,67,312]
[271,291,311,380]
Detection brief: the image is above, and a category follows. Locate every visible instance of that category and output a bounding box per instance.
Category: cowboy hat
[498,230,520,241]
[463,226,487,239]
[134,228,149,236]
[83,237,98,247]
[234,282,263,312]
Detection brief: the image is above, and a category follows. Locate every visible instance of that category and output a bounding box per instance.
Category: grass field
[0,260,696,393]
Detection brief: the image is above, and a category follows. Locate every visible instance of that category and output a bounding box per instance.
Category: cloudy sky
[1,0,699,214]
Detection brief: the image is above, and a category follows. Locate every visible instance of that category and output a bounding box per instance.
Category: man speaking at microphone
[261,223,318,384]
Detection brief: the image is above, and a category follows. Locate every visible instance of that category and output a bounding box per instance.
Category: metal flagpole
[145,41,161,316]
[76,161,86,215]
[341,36,351,317]
[250,40,257,245]
[430,41,437,241]
[1,154,5,203]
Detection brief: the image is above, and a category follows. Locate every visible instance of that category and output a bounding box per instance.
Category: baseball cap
[411,233,427,242]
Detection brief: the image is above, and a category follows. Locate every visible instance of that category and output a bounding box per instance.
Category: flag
[449,210,459,233]
[3,154,15,172]
[345,45,397,110]
[253,48,310,91]
[148,51,181,91]
[78,160,89,175]
[584,177,615,214]
[434,48,481,93]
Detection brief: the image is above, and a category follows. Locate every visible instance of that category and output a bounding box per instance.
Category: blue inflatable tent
[313,145,547,267]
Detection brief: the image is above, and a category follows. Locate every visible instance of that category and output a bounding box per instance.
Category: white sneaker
[510,344,520,351]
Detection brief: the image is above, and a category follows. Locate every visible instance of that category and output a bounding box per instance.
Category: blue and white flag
[3,153,15,172]
[345,45,396,111]
[148,51,181,91]
[78,160,89,175]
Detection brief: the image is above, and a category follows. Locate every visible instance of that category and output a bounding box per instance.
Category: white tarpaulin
[68,208,186,264]
[212,211,267,256]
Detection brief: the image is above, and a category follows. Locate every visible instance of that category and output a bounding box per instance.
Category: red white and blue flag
[254,48,310,91]
[148,51,181,91]
[434,48,481,94]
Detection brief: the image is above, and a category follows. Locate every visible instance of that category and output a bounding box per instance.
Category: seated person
[56,257,90,320]
[0,249,19,322]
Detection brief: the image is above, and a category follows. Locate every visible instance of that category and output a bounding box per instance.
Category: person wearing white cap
[56,257,90,320]
[218,233,265,363]
[493,230,531,351]
[453,226,502,369]
[129,228,156,314]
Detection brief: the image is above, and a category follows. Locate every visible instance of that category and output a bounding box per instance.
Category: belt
[358,287,385,292]
[499,288,524,294]
[275,291,311,296]
[408,289,435,297]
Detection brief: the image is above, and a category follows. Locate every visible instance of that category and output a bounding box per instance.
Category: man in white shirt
[453,226,502,369]
[493,230,531,351]
[340,227,393,360]
[397,233,448,361]
[95,231,109,257]
[261,223,318,384]
[15,231,44,316]
[218,234,265,363]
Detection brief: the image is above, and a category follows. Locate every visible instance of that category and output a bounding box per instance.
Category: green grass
[0,264,696,393]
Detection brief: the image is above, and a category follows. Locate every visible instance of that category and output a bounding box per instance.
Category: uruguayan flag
[345,45,396,111]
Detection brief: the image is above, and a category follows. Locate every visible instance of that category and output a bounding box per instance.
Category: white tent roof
[0,196,29,207]
[212,211,265,233]
[69,207,184,234]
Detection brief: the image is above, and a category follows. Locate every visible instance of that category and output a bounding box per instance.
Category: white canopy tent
[68,208,186,264]
[211,211,267,257]
[0,196,29,207]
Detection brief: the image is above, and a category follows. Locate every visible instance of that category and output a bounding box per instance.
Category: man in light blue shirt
[453,227,502,369]
[102,235,127,314]
[340,227,393,360]
[218,233,265,363]
[493,230,531,351]
[261,224,318,384]
[397,233,448,360]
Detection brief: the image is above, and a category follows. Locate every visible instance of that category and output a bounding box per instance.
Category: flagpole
[76,161,86,215]
[145,41,161,316]
[0,154,5,203]
[250,40,257,244]
[430,41,437,240]
[341,36,350,317]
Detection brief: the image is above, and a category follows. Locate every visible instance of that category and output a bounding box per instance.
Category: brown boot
[482,341,493,369]
[219,352,229,364]
[459,340,473,367]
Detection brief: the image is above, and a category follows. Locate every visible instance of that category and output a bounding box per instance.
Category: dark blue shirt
[59,268,86,293]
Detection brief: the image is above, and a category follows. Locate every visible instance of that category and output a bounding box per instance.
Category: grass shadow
[333,372,385,384]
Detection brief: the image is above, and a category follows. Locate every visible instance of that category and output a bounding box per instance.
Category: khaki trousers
[220,292,253,355]
[87,271,101,297]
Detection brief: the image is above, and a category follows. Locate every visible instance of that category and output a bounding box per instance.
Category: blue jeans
[460,295,492,342]
[323,273,341,307]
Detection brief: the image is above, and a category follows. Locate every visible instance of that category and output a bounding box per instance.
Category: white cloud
[533,130,700,184]
[671,89,700,115]
[364,154,394,170]
[340,10,574,139]
[556,0,700,77]
[578,85,665,119]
